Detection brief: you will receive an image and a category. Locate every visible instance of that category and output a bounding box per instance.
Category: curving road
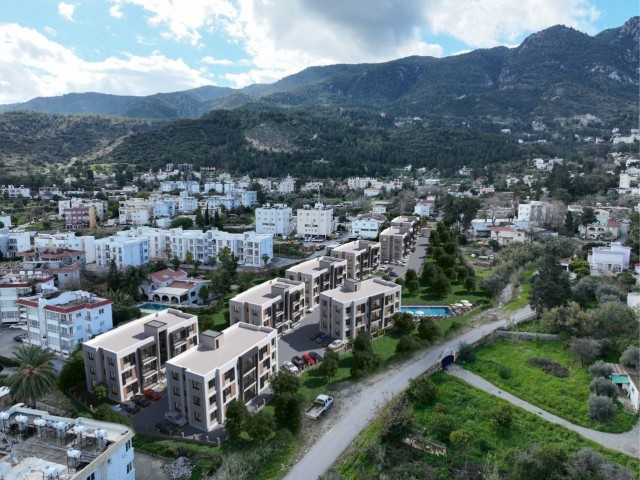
[448,366,640,457]
[284,305,536,480]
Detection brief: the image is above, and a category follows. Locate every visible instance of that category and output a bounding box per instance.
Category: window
[88,352,95,360]
[110,372,116,380]
[86,473,96,480]
[111,384,117,394]
[173,387,180,395]
[108,357,114,366]
[193,396,201,406]
[172,371,179,380]
[125,440,131,451]
[191,380,200,390]
[209,394,217,405]
[194,411,202,422]
[90,366,96,375]
[174,401,181,411]
[209,410,217,422]
[208,379,215,390]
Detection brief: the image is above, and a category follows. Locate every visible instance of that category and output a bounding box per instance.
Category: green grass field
[336,372,639,479]
[401,279,490,307]
[466,338,638,433]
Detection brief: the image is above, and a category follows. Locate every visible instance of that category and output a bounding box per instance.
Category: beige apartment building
[379,215,420,263]
[319,278,401,341]
[330,240,381,280]
[165,322,277,432]
[229,278,305,334]
[285,256,347,308]
[83,309,198,402]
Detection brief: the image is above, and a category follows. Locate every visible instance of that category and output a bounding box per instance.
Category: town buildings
[413,197,436,217]
[95,232,150,269]
[379,216,420,263]
[34,232,96,264]
[587,242,631,276]
[350,216,382,239]
[165,322,277,432]
[255,203,293,237]
[319,278,401,341]
[0,271,57,324]
[285,256,347,309]
[330,240,381,280]
[0,404,135,480]
[296,203,334,239]
[18,290,113,357]
[0,230,30,258]
[229,278,305,334]
[141,268,211,306]
[83,309,199,402]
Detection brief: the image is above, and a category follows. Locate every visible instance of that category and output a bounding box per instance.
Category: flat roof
[331,240,379,254]
[231,278,302,304]
[324,278,399,303]
[167,324,274,375]
[286,256,344,275]
[84,308,196,352]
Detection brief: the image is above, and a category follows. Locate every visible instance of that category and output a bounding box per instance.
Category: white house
[350,216,382,239]
[34,232,96,263]
[413,197,435,217]
[142,268,211,306]
[517,200,549,222]
[0,230,30,258]
[297,203,334,239]
[278,174,296,194]
[255,203,293,237]
[587,242,631,276]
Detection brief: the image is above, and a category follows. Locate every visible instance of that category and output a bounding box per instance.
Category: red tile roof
[150,268,188,282]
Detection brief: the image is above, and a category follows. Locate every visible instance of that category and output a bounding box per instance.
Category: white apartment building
[165,323,278,432]
[255,203,293,237]
[118,198,153,226]
[0,185,30,198]
[0,404,135,480]
[58,198,108,220]
[372,203,387,214]
[319,278,401,341]
[95,233,150,269]
[278,175,296,194]
[177,195,198,213]
[285,256,347,308]
[297,203,334,239]
[207,230,273,267]
[160,180,200,193]
[413,197,435,217]
[588,242,632,276]
[517,200,550,222]
[0,230,30,258]
[0,271,57,324]
[18,291,113,357]
[350,217,382,239]
[347,177,378,190]
[83,309,198,402]
[229,278,305,333]
[34,232,96,263]
[202,195,240,211]
[330,240,381,280]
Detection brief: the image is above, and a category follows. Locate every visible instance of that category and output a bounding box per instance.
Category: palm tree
[7,345,57,407]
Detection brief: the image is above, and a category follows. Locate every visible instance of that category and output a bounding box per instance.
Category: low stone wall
[494,330,559,341]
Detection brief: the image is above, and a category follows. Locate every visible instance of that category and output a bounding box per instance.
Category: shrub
[588,360,613,379]
[392,313,416,335]
[427,413,456,441]
[587,394,616,422]
[396,335,421,356]
[498,366,512,379]
[408,376,438,407]
[488,405,513,436]
[589,378,618,398]
[380,398,414,442]
[619,345,640,371]
[569,338,601,367]
[418,317,440,343]
[527,357,569,377]
[457,342,476,363]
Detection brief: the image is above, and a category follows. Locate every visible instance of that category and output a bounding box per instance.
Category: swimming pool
[401,305,452,317]
[139,303,171,311]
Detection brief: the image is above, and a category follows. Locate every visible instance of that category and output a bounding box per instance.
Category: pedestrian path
[448,365,640,458]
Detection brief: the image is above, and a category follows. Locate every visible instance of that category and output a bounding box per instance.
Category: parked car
[282,361,299,374]
[314,332,329,345]
[155,421,178,435]
[309,351,324,363]
[327,339,346,351]
[143,388,162,401]
[291,356,305,370]
[9,323,25,330]
[131,394,151,408]
[12,335,24,343]
[389,271,399,277]
[164,411,188,427]
[121,401,140,415]
[302,353,316,366]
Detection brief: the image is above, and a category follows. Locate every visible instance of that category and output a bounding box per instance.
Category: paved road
[284,305,536,480]
[448,366,640,458]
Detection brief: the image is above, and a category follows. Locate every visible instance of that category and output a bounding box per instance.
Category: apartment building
[517,200,550,222]
[118,198,153,226]
[0,230,30,258]
[347,177,378,190]
[278,174,296,194]
[34,232,96,263]
[319,278,401,341]
[0,271,57,324]
[64,205,97,229]
[95,232,150,269]
[588,242,632,276]
[0,185,30,198]
[229,278,305,334]
[0,404,135,480]
[296,203,334,239]
[160,180,200,194]
[255,203,293,237]
[285,256,347,308]
[18,290,113,357]
[330,240,381,280]
[207,230,273,267]
[379,215,420,263]
[58,198,107,220]
[83,309,198,402]
[350,217,382,240]
[165,323,277,432]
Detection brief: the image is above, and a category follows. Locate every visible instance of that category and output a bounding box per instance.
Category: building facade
[83,309,198,402]
[588,242,631,276]
[296,203,334,239]
[379,216,420,263]
[330,240,381,280]
[255,203,293,237]
[95,233,150,269]
[165,323,277,432]
[285,256,347,308]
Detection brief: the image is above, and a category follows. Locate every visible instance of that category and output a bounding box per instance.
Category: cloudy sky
[0,0,635,104]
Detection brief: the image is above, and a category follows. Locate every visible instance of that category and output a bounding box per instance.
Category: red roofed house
[142,268,212,306]
[17,290,113,357]
[580,220,620,240]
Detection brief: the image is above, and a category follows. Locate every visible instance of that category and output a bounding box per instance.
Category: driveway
[388,236,429,279]
[0,326,26,358]
[448,365,640,457]
[278,308,328,368]
[284,305,535,480]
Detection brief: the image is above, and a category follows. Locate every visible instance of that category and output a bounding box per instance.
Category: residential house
[0,230,30,258]
[255,203,293,237]
[278,175,296,194]
[165,323,277,432]
[610,364,639,413]
[587,242,631,276]
[142,268,211,306]
[83,309,199,402]
[413,197,435,217]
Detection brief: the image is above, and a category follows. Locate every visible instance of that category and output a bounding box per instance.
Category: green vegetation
[335,372,638,479]
[6,345,58,408]
[466,338,637,433]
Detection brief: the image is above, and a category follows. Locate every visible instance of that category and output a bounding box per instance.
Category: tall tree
[529,255,571,315]
[225,400,249,439]
[7,346,57,407]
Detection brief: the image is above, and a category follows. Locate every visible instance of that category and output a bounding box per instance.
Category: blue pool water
[401,306,452,317]
[139,303,170,311]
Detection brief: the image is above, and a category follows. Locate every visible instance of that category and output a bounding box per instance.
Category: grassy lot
[336,372,638,479]
[466,337,638,433]
[503,267,535,312]
[401,279,490,307]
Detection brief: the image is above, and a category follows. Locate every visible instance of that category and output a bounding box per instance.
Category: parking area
[0,326,27,358]
[277,308,328,370]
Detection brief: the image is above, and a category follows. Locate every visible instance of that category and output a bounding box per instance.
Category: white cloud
[0,23,211,104]
[58,2,76,22]
[200,56,234,66]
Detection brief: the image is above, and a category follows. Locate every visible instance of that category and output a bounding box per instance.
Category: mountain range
[0,17,637,177]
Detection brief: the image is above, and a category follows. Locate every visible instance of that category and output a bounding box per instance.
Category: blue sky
[0,0,636,104]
